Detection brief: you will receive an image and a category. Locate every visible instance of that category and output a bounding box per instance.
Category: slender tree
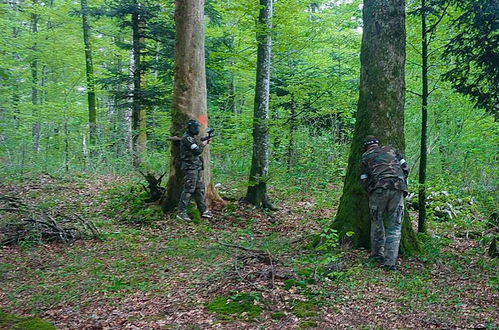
[30,0,40,152]
[410,0,449,233]
[130,0,147,166]
[244,0,273,208]
[418,0,429,233]
[162,0,223,213]
[80,0,98,148]
[417,0,449,232]
[332,0,419,253]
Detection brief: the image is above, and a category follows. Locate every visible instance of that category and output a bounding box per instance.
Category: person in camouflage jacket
[360,135,409,270]
[176,120,213,222]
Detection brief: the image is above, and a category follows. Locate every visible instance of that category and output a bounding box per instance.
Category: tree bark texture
[244,0,273,208]
[162,0,223,213]
[418,0,428,233]
[332,0,419,254]
[80,0,97,148]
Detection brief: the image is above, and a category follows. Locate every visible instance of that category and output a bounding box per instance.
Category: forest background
[0,0,497,212]
[0,0,498,328]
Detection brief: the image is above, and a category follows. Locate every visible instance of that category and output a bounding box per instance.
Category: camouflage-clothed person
[177,120,212,221]
[178,132,207,215]
[360,136,409,269]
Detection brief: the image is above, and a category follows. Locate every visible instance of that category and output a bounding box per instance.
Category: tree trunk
[162,0,223,213]
[80,0,97,148]
[332,0,419,254]
[30,1,40,152]
[126,48,134,156]
[287,100,297,172]
[131,3,146,167]
[244,0,273,208]
[418,0,428,233]
[11,1,21,129]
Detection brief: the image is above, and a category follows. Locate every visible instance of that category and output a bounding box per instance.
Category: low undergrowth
[0,175,497,328]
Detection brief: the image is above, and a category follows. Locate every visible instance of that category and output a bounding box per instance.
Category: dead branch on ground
[0,195,100,246]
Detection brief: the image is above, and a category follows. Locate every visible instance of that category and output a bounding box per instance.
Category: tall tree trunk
[125,47,134,156]
[80,0,97,148]
[162,0,223,213]
[332,0,419,254]
[418,0,428,233]
[30,1,40,152]
[11,1,21,129]
[131,2,147,167]
[244,0,273,208]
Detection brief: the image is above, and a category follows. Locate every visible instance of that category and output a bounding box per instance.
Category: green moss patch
[291,300,318,318]
[207,292,263,320]
[299,320,318,328]
[0,310,55,330]
[271,311,286,320]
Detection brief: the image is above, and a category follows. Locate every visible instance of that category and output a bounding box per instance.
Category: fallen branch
[1,194,101,246]
[267,249,275,289]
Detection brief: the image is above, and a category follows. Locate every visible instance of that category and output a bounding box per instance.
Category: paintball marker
[200,128,215,142]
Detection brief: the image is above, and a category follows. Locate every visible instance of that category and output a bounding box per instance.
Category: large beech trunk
[332,0,419,254]
[162,0,223,213]
[244,0,273,208]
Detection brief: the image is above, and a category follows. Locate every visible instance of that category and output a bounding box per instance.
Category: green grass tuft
[0,310,55,330]
[291,300,318,318]
[207,292,263,320]
[271,311,286,320]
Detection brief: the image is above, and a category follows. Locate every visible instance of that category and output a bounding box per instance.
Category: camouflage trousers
[178,168,207,214]
[368,188,405,266]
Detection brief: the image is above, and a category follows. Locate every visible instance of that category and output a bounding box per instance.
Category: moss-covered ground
[0,175,497,328]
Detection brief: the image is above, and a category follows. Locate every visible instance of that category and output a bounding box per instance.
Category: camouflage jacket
[180,133,204,170]
[360,145,409,195]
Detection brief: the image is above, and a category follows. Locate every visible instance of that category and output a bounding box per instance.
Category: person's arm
[360,157,369,191]
[185,136,204,156]
[396,149,409,178]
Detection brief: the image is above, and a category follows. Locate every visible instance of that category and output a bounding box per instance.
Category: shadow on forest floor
[0,175,497,329]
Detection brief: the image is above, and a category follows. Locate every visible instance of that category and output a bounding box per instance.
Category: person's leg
[369,188,389,261]
[178,169,198,220]
[384,190,404,267]
[193,169,208,214]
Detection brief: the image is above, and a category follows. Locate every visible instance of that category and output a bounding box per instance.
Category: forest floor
[0,175,497,329]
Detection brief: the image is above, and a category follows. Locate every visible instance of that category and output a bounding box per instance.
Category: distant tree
[333,0,419,253]
[30,0,40,152]
[95,0,174,163]
[80,0,97,148]
[442,0,499,120]
[409,0,450,233]
[244,0,273,208]
[162,0,223,213]
[130,0,146,166]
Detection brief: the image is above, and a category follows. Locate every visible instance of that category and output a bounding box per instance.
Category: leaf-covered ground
[0,175,497,329]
